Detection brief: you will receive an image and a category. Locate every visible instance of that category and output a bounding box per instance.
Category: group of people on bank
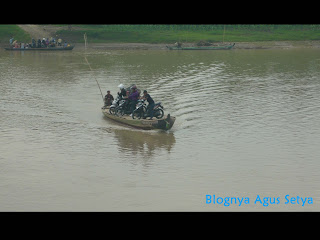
[9,36,70,49]
[104,84,155,120]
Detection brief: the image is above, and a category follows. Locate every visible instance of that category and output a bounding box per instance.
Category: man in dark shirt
[141,90,155,120]
[104,90,114,107]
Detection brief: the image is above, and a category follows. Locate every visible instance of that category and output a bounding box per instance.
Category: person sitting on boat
[57,38,62,46]
[42,38,46,47]
[104,90,114,107]
[117,84,127,99]
[128,85,139,116]
[37,39,42,48]
[32,38,36,48]
[174,42,182,48]
[141,90,155,120]
[13,40,18,48]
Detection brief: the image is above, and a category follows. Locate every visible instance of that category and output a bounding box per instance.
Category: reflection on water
[112,129,175,156]
[1,48,320,211]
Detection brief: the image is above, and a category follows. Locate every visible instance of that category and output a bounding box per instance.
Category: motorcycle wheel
[132,106,147,119]
[132,110,141,119]
[115,108,124,117]
[109,106,116,115]
[155,109,164,119]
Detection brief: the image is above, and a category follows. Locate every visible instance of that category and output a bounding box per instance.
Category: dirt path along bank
[17,25,66,40]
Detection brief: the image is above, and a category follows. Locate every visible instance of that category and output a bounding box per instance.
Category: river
[1,46,320,211]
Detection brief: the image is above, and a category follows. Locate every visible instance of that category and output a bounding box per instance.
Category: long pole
[84,32,87,50]
[84,56,104,102]
[223,25,226,44]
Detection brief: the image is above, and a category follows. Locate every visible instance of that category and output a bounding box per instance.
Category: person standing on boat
[9,36,14,47]
[128,85,139,116]
[104,90,114,107]
[141,90,155,120]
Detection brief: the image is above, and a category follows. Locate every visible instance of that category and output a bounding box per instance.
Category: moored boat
[4,45,75,51]
[166,43,235,50]
[102,106,175,131]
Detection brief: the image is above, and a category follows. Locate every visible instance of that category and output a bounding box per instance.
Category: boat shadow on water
[100,127,176,157]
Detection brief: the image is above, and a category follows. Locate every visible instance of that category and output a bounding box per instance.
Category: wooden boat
[166,43,235,50]
[4,45,75,51]
[102,107,175,131]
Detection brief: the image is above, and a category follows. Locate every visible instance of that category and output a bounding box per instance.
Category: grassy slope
[58,25,320,43]
[2,25,320,44]
[0,25,31,43]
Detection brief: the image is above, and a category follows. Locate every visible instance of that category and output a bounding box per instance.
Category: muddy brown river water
[1,46,320,211]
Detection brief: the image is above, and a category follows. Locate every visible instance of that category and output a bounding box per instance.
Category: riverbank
[2,25,320,50]
[73,40,320,50]
[2,41,320,50]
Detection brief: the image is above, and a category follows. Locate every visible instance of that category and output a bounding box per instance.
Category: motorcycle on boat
[132,99,164,119]
[108,95,121,115]
[115,99,132,116]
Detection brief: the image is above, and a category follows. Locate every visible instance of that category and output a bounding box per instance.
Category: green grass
[0,25,31,43]
[2,25,320,44]
[58,25,320,43]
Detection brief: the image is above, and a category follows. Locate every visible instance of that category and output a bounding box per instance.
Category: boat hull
[166,43,235,50]
[102,107,175,130]
[4,45,74,51]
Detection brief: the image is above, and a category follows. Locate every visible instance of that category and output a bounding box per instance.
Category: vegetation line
[1,25,320,44]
